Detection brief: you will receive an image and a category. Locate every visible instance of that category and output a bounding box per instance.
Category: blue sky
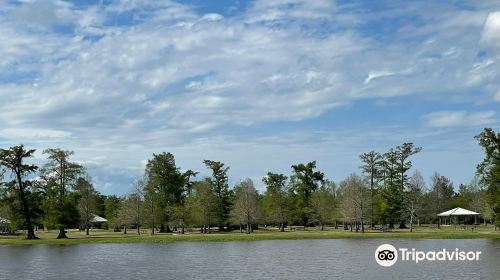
[1,0,499,195]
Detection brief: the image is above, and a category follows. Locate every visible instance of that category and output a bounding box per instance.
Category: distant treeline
[0,128,499,239]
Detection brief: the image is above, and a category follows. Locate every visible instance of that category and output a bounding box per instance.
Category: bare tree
[76,176,97,235]
[406,170,425,232]
[340,174,369,232]
[232,179,260,234]
[117,179,144,235]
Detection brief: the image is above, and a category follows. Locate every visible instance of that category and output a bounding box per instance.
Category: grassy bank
[1,226,499,245]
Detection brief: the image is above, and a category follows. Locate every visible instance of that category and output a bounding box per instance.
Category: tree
[0,145,40,239]
[467,176,487,223]
[430,172,454,226]
[145,152,183,233]
[75,176,97,235]
[310,180,336,230]
[406,170,425,232]
[290,161,324,227]
[232,179,260,234]
[42,148,83,239]
[359,151,382,227]
[130,177,145,235]
[395,143,422,228]
[143,181,156,234]
[262,172,289,232]
[190,178,217,233]
[203,160,231,232]
[475,128,500,229]
[170,170,198,234]
[105,195,122,232]
[339,174,368,232]
[378,149,401,228]
[183,170,199,197]
[116,194,139,234]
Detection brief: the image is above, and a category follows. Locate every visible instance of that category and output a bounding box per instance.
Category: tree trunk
[56,228,68,239]
[15,172,38,240]
[279,223,285,232]
[399,219,407,229]
[27,227,38,240]
[319,221,324,231]
[86,224,90,236]
[410,215,413,233]
[124,225,127,234]
[136,223,141,235]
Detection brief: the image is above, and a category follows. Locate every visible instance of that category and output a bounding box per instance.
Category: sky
[1,0,499,195]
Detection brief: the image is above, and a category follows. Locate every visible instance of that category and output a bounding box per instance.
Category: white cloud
[0,128,71,139]
[364,71,397,84]
[481,11,500,49]
[424,111,496,128]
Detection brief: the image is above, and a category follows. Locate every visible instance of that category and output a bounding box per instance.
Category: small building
[90,214,108,229]
[437,207,480,226]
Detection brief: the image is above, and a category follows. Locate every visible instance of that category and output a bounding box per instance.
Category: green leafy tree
[430,172,454,226]
[0,146,41,239]
[378,149,400,228]
[475,128,500,229]
[190,178,217,233]
[359,151,383,227]
[203,160,231,232]
[105,195,122,231]
[145,152,183,233]
[262,172,289,232]
[173,170,198,234]
[395,143,422,228]
[42,148,83,238]
[290,161,325,227]
[310,180,336,230]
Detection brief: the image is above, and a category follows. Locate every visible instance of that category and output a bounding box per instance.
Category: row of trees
[1,128,499,239]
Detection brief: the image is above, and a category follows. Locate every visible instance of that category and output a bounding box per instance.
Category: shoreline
[1,229,499,246]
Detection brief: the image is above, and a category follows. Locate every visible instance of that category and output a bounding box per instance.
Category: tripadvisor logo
[375,244,482,267]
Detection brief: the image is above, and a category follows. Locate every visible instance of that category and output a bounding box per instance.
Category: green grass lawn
[1,225,498,245]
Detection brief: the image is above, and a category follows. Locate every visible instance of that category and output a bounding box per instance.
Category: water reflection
[0,239,498,280]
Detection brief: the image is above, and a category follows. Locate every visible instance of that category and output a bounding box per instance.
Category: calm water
[0,239,498,279]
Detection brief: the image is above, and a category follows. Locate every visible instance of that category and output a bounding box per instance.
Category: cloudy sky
[1,0,499,195]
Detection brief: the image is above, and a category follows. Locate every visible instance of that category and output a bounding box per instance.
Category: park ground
[1,225,499,245]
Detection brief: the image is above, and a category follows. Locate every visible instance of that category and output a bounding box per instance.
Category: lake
[0,239,498,279]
